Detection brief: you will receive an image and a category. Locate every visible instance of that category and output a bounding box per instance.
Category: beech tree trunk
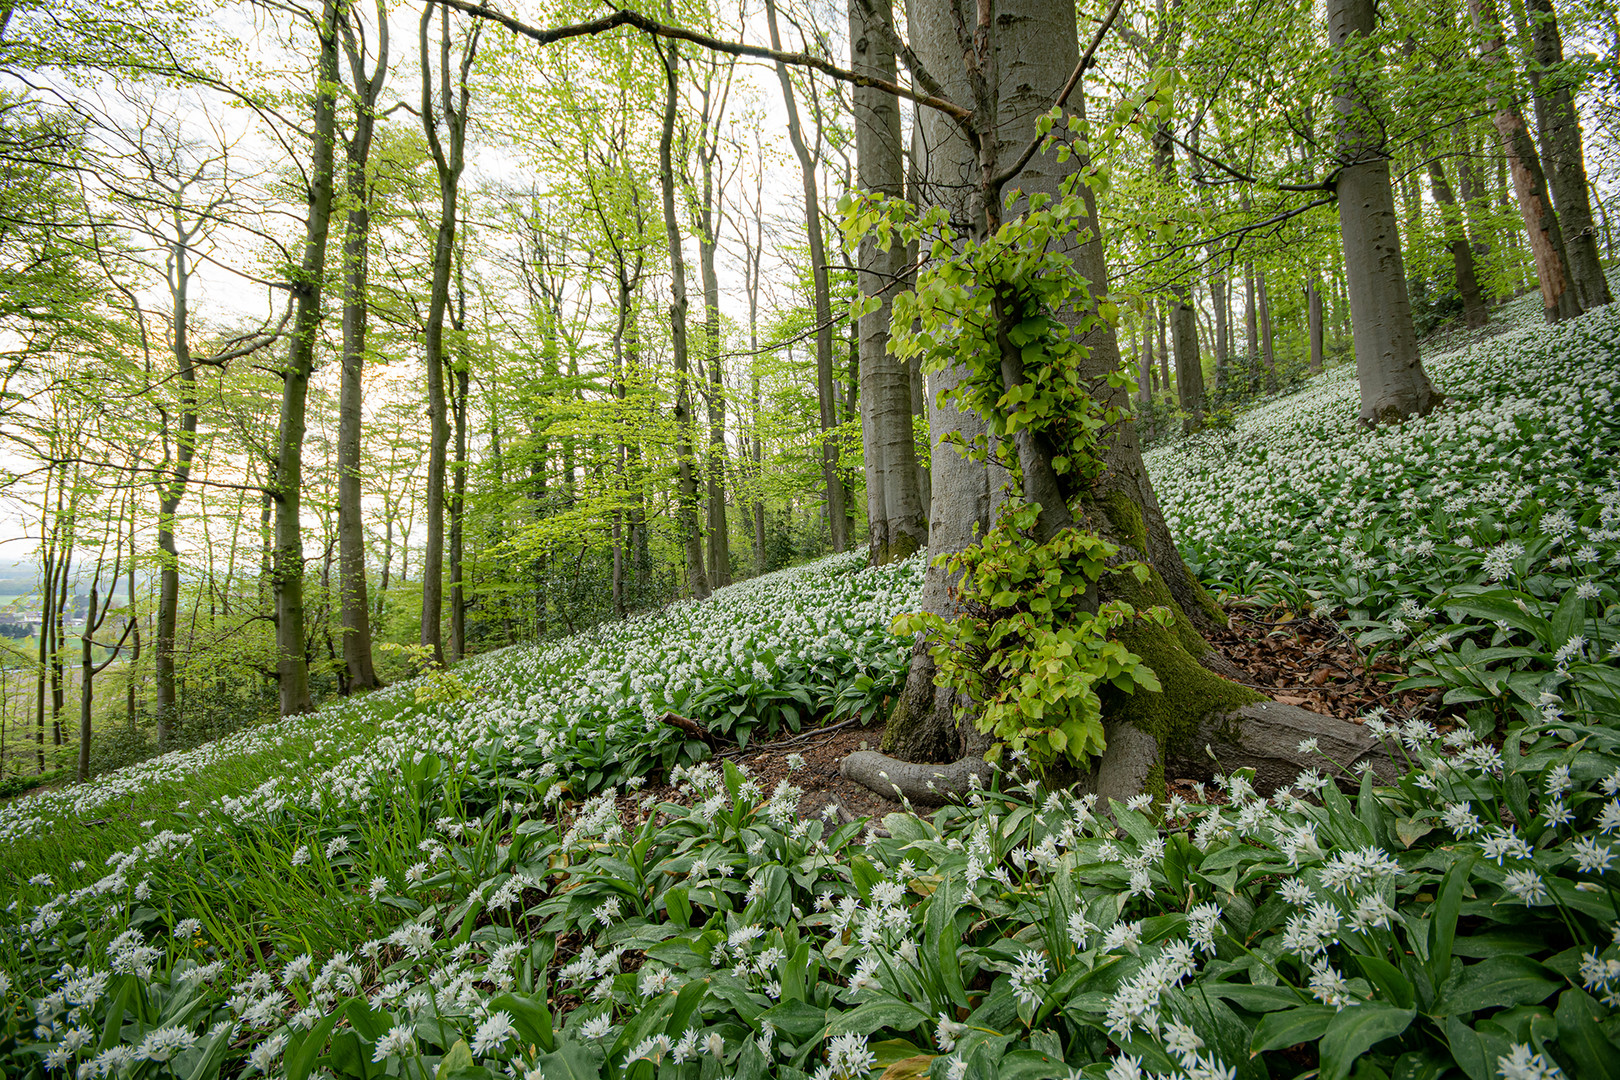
[335,4,386,691]
[418,6,479,667]
[1425,150,1490,328]
[657,39,712,599]
[880,0,1239,790]
[766,0,847,554]
[1154,124,1203,432]
[1243,263,1259,390]
[1330,0,1441,425]
[1256,271,1278,393]
[1468,0,1581,322]
[1307,273,1326,372]
[695,106,732,588]
[155,237,197,745]
[272,0,338,718]
[1523,0,1611,308]
[852,0,926,564]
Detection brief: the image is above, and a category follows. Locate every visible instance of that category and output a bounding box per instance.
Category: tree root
[1172,700,1400,794]
[840,701,1399,805]
[838,751,995,806]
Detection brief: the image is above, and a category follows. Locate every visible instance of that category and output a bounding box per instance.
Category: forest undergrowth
[1,291,1619,1079]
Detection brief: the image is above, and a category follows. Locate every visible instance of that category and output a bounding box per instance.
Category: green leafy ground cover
[2,301,1618,1079]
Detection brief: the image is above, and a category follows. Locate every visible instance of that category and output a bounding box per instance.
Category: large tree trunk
[272,0,338,718]
[876,0,1238,795]
[335,6,386,691]
[852,0,926,564]
[1522,0,1611,308]
[657,40,711,600]
[765,0,846,554]
[1330,0,1441,425]
[1468,0,1582,322]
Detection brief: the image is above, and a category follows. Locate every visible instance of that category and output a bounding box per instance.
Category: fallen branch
[661,711,721,750]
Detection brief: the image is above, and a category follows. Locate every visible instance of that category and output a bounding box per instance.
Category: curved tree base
[841,700,1398,806]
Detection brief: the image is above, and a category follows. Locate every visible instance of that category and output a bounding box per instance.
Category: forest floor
[642,600,1431,825]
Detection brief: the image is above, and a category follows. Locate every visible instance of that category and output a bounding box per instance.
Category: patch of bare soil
[1208,605,1432,722]
[625,718,903,826]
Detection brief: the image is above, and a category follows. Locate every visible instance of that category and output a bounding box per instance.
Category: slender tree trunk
[1153,125,1203,432]
[1243,265,1259,391]
[657,39,711,599]
[765,0,846,553]
[1137,312,1153,406]
[272,0,338,717]
[1426,151,1490,327]
[1523,0,1611,306]
[418,6,479,666]
[1468,0,1582,321]
[1330,0,1441,424]
[154,240,198,747]
[335,5,386,692]
[1256,271,1278,393]
[1307,273,1325,371]
[698,154,731,588]
[448,349,468,662]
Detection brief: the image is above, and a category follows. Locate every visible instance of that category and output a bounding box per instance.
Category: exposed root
[1174,700,1400,794]
[839,750,993,805]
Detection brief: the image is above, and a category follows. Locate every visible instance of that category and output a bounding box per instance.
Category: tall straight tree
[272,0,339,717]
[1467,0,1580,321]
[1518,0,1611,308]
[764,0,847,553]
[418,2,480,667]
[686,52,735,588]
[1328,0,1441,424]
[656,36,711,599]
[851,0,925,563]
[335,0,387,691]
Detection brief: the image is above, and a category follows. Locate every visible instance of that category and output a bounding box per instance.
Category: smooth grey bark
[1452,123,1500,291]
[1243,261,1258,390]
[272,0,339,717]
[417,5,479,667]
[1425,150,1490,328]
[1522,0,1611,307]
[764,0,847,554]
[1152,123,1203,432]
[336,0,386,691]
[882,0,1230,776]
[1308,275,1325,371]
[657,39,712,599]
[1468,0,1581,322]
[154,209,198,747]
[449,267,469,662]
[1256,271,1277,393]
[1329,0,1441,425]
[688,62,733,588]
[852,0,926,564]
